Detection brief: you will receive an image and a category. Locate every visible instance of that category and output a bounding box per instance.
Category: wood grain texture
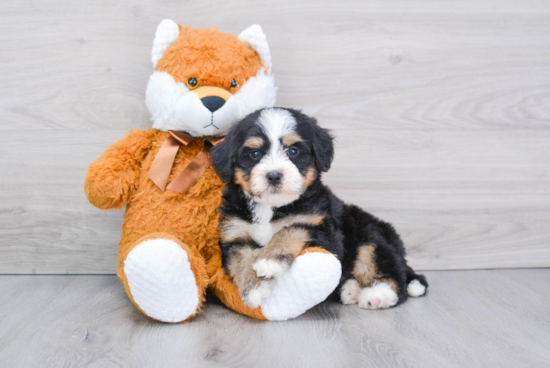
[0,0,549,273]
[0,129,548,273]
[1,270,549,367]
[0,0,549,131]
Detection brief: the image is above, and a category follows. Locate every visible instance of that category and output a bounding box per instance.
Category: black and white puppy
[211,107,428,310]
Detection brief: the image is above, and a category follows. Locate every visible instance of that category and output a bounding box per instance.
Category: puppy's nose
[201,96,226,112]
[266,171,283,185]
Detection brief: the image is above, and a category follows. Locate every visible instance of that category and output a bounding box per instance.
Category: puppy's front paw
[340,279,361,305]
[253,258,287,279]
[242,281,272,309]
[358,282,398,310]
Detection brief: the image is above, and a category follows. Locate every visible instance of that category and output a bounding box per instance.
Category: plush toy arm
[85,129,156,210]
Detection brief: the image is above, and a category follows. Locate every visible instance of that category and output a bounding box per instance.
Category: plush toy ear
[238,25,272,72]
[312,122,335,173]
[211,136,236,183]
[151,19,180,67]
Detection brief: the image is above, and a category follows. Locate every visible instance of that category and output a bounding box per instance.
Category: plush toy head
[145,20,277,137]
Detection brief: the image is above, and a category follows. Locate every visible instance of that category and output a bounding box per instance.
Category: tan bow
[149,131,224,194]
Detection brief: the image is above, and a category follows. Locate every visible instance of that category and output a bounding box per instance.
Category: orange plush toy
[84,20,341,323]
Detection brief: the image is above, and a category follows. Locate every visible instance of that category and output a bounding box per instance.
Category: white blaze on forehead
[249,108,303,207]
[257,108,297,157]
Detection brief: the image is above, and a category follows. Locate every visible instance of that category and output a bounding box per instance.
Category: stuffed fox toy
[84,19,342,322]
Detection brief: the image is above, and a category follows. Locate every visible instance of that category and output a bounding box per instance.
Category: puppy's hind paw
[242,281,272,309]
[340,279,361,305]
[253,258,287,279]
[358,282,398,310]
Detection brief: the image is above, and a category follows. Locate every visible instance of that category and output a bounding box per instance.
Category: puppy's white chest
[249,203,275,247]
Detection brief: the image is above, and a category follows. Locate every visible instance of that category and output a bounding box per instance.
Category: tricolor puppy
[211,108,428,310]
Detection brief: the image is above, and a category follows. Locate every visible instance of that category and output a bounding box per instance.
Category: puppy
[211,107,428,310]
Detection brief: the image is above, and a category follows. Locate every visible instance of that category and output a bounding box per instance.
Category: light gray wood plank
[0,0,549,130]
[0,270,549,367]
[0,129,548,273]
[0,0,549,273]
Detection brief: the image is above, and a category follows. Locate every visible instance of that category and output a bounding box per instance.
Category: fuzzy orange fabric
[156,27,264,92]
[85,129,268,321]
[85,24,276,322]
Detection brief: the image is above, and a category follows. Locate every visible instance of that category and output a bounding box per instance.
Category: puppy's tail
[405,265,428,297]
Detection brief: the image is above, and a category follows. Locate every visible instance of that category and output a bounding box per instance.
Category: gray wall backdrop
[1,0,549,274]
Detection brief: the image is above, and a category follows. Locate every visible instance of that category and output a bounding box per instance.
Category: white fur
[238,25,272,71]
[175,89,240,136]
[124,238,199,322]
[146,71,189,131]
[243,280,272,309]
[223,211,326,247]
[253,258,287,279]
[340,279,361,305]
[249,109,303,207]
[233,68,277,118]
[145,70,276,135]
[407,279,426,297]
[261,251,342,321]
[358,282,399,310]
[151,19,180,67]
[247,200,275,246]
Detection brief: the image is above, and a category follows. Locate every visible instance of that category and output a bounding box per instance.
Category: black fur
[212,107,428,307]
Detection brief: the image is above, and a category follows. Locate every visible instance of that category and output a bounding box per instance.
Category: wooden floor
[1,270,549,368]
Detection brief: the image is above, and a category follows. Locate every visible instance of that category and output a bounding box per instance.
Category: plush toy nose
[266,171,283,185]
[201,96,226,113]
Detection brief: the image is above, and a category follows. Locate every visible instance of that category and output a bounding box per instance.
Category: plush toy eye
[287,148,299,157]
[250,150,262,160]
[230,79,238,88]
[188,77,198,88]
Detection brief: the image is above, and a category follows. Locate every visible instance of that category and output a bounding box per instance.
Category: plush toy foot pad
[124,238,199,322]
[261,251,341,321]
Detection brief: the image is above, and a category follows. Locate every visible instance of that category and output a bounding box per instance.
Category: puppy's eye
[230,79,238,88]
[250,150,262,160]
[287,148,299,157]
[188,77,198,88]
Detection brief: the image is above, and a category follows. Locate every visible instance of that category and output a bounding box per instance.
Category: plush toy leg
[260,247,341,321]
[118,232,208,323]
[210,247,341,321]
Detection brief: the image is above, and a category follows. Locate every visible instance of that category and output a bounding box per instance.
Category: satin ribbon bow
[149,130,224,194]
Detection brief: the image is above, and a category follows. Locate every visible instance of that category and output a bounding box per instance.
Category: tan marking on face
[244,137,264,149]
[302,166,318,190]
[282,134,302,147]
[234,168,251,194]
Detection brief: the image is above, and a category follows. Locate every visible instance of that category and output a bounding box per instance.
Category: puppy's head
[212,108,334,207]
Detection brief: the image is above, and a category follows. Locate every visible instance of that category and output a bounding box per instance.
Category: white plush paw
[358,282,399,310]
[253,258,287,279]
[407,279,426,297]
[260,251,342,321]
[124,238,199,323]
[340,279,361,305]
[243,281,272,309]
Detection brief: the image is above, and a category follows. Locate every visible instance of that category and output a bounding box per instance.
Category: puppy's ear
[211,136,236,183]
[312,122,334,173]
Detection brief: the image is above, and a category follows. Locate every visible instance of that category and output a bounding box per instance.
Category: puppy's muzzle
[266,171,283,186]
